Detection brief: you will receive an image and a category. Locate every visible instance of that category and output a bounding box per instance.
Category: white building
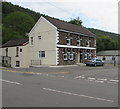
[97,50,120,64]
[1,38,30,68]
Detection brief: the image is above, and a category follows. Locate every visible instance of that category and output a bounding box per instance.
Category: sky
[6,0,119,33]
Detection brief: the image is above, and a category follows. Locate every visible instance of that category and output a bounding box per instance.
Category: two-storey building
[29,16,96,66]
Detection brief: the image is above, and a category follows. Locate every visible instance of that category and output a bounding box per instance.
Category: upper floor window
[38,36,41,40]
[76,36,82,46]
[66,33,72,45]
[66,39,71,45]
[16,47,19,57]
[86,40,90,47]
[20,48,22,52]
[6,48,8,57]
[30,37,33,45]
[39,51,45,58]
[94,39,96,47]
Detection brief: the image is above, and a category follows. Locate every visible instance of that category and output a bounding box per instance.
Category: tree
[96,35,119,52]
[2,25,24,44]
[3,11,35,36]
[68,17,83,26]
[96,37,105,52]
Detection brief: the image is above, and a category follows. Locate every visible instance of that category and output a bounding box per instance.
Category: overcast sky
[6,0,118,33]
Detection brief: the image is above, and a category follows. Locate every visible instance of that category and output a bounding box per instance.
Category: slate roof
[97,50,120,56]
[1,38,29,48]
[45,16,96,37]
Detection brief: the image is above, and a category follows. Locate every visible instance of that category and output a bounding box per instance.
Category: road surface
[1,67,118,107]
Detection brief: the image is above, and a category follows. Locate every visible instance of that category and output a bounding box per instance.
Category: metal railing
[31,60,42,66]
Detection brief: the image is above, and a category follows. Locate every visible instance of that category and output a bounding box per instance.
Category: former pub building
[1,16,96,68]
[43,16,96,65]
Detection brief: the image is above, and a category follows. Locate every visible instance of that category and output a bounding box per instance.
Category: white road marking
[88,77,96,80]
[109,80,119,82]
[74,76,85,79]
[43,88,114,103]
[0,79,22,85]
[36,73,42,75]
[97,78,107,81]
[95,80,104,83]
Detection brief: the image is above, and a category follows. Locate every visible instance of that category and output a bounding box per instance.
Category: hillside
[88,28,120,42]
[2,2,120,51]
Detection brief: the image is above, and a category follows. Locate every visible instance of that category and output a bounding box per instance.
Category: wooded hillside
[2,2,120,52]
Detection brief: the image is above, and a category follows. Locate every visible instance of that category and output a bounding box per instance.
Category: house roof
[97,50,120,56]
[44,16,96,37]
[1,38,29,48]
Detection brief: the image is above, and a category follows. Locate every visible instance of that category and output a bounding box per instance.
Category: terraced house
[1,16,96,68]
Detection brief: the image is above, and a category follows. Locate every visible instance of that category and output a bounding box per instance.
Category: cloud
[7,0,118,33]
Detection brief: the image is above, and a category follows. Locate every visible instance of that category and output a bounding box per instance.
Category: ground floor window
[63,54,68,60]
[16,61,20,67]
[39,51,45,58]
[63,48,74,61]
[69,53,74,60]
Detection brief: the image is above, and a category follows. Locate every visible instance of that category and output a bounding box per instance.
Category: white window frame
[66,38,71,45]
[16,61,20,67]
[84,51,87,60]
[86,40,90,47]
[63,54,68,61]
[69,53,74,60]
[77,39,81,46]
[39,51,45,58]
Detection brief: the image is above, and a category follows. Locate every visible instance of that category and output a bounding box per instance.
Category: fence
[0,56,11,67]
[31,60,42,66]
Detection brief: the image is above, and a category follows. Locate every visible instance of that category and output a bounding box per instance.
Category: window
[66,39,71,45]
[30,37,33,45]
[77,39,82,46]
[84,51,87,60]
[38,36,41,39]
[6,48,8,57]
[20,48,22,52]
[16,47,19,57]
[63,48,74,61]
[16,61,20,67]
[69,53,74,60]
[95,39,96,47]
[39,51,45,58]
[86,40,90,47]
[66,33,72,45]
[63,54,68,61]
[76,36,82,46]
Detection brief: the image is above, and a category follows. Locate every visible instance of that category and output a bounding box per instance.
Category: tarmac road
[1,67,118,107]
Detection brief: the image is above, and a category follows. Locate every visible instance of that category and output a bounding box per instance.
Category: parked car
[85,58,104,66]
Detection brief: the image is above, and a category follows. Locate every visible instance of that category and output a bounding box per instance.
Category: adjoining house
[96,50,120,64]
[0,16,96,68]
[0,38,30,68]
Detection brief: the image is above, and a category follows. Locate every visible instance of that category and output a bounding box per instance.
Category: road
[1,66,118,107]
